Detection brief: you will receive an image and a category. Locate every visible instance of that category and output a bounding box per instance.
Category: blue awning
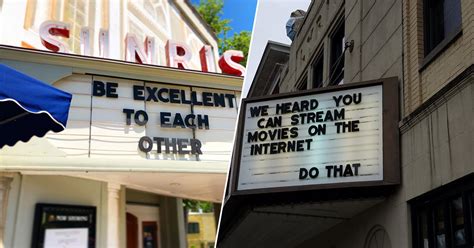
[0,64,72,148]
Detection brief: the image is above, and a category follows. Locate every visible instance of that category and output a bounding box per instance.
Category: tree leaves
[194,0,251,66]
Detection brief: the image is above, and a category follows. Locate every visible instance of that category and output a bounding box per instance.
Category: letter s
[218,50,246,76]
[39,20,70,53]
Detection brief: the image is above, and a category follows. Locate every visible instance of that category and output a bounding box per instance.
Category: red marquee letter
[125,33,156,64]
[219,50,246,76]
[39,21,70,53]
[199,45,216,72]
[166,40,192,69]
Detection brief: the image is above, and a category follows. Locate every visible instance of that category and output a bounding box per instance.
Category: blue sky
[190,0,258,36]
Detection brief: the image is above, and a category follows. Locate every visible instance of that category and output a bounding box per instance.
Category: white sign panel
[47,75,239,163]
[237,84,383,190]
[44,228,88,248]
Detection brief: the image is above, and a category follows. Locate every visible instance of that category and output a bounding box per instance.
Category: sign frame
[31,203,97,248]
[229,77,400,195]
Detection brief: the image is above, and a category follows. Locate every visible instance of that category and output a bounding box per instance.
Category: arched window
[365,225,392,248]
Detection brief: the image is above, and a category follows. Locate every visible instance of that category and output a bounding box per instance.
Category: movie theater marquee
[233,79,399,193]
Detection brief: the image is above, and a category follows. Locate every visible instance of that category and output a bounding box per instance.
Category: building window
[64,0,90,54]
[296,75,307,91]
[188,222,200,234]
[423,0,462,56]
[312,52,324,88]
[271,83,280,95]
[411,176,474,248]
[329,21,345,85]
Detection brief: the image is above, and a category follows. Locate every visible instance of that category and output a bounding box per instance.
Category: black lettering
[324,110,333,122]
[290,127,299,138]
[352,120,360,132]
[213,93,226,107]
[248,131,258,143]
[299,168,308,179]
[181,90,191,104]
[191,91,203,106]
[343,164,354,177]
[164,138,177,154]
[307,112,316,123]
[308,124,326,136]
[134,110,148,126]
[153,137,164,153]
[185,114,196,128]
[353,93,362,104]
[326,166,333,177]
[353,163,361,175]
[173,113,185,128]
[202,92,213,106]
[123,108,134,125]
[138,136,153,152]
[309,167,319,178]
[333,95,343,107]
[305,139,312,150]
[310,99,318,110]
[145,86,158,102]
[334,108,345,120]
[290,114,299,125]
[133,85,145,100]
[160,112,172,127]
[291,101,300,112]
[92,81,105,96]
[177,139,189,154]
[106,82,118,98]
[225,94,235,108]
[334,165,343,177]
[157,88,169,103]
[296,140,304,151]
[169,89,180,103]
[343,95,352,105]
[278,141,286,153]
[257,118,265,128]
[258,131,268,141]
[270,143,278,154]
[197,115,210,129]
[300,100,309,112]
[250,105,269,117]
[190,139,203,154]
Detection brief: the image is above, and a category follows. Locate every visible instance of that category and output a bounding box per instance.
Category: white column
[0,176,13,248]
[176,198,187,248]
[108,0,122,60]
[107,183,121,248]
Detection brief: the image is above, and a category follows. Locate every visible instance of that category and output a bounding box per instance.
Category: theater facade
[218,0,473,248]
[0,1,242,247]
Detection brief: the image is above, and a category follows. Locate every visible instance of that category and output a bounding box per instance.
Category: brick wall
[280,0,402,96]
[402,0,474,117]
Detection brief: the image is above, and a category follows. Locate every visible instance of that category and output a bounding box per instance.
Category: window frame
[411,176,474,248]
[296,73,308,91]
[310,49,324,89]
[328,16,345,86]
[188,222,200,234]
[420,0,463,71]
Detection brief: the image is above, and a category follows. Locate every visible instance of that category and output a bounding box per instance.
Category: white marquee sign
[234,80,399,192]
[47,74,240,163]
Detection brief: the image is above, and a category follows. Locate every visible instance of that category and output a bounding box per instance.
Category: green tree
[183,199,214,213]
[223,30,251,66]
[195,0,231,51]
[194,0,251,66]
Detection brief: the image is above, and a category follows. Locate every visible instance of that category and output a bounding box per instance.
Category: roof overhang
[0,45,243,91]
[247,41,290,97]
